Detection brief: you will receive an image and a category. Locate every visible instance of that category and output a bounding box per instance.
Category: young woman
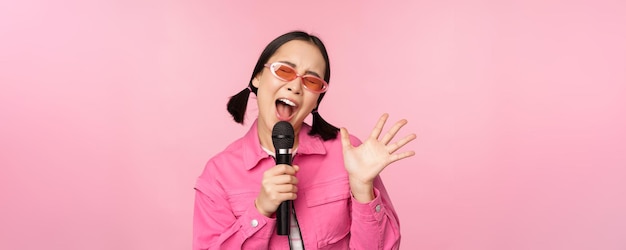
[193,31,416,250]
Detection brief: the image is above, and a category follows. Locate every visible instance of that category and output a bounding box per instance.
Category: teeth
[278,98,296,107]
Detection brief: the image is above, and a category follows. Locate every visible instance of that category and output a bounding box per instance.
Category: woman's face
[252,39,326,140]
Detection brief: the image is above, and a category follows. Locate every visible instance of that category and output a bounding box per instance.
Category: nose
[285,76,303,95]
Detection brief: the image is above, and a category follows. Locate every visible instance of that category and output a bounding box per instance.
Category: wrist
[254,198,273,217]
[349,177,375,203]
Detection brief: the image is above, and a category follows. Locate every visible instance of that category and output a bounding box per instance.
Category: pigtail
[309,108,339,141]
[226,86,253,124]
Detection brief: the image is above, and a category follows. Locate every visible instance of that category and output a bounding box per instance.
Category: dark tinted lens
[302,77,325,91]
[273,64,297,80]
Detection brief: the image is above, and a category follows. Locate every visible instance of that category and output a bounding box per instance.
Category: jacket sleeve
[192,164,275,250]
[349,176,401,250]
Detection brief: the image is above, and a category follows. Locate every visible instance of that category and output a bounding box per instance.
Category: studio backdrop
[1,1,625,249]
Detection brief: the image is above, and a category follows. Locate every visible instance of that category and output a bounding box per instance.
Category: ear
[252,73,261,88]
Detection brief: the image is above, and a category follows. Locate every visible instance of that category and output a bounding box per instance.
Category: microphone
[272,121,294,236]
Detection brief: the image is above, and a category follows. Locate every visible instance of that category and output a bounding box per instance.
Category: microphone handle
[275,152,292,236]
[276,200,291,235]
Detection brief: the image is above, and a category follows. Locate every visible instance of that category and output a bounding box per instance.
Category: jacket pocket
[304,178,351,248]
[228,192,257,218]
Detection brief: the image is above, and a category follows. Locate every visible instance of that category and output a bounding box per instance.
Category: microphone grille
[272,121,295,149]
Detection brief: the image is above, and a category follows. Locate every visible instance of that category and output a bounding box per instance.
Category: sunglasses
[264,62,329,93]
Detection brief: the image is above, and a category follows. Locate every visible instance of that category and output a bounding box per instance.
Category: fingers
[274,183,298,193]
[380,119,408,145]
[387,133,417,154]
[389,150,416,164]
[260,181,299,201]
[262,165,299,188]
[369,113,389,140]
[265,192,298,204]
[259,181,298,198]
[266,164,298,177]
[386,132,417,164]
[257,164,300,216]
[270,174,299,186]
[372,114,416,164]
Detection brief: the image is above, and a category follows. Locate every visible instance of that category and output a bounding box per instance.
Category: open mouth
[275,98,296,121]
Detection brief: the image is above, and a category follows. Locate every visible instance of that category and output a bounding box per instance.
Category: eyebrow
[278,60,322,78]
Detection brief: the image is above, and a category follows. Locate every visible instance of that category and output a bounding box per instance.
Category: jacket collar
[243,119,327,170]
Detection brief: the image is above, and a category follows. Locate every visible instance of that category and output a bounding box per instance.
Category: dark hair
[226,31,339,141]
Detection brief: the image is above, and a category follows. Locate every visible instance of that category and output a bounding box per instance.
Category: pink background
[1,1,625,249]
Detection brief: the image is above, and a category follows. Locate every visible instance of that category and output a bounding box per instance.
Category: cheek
[256,79,277,102]
[256,91,273,109]
[302,95,320,110]
[258,76,282,93]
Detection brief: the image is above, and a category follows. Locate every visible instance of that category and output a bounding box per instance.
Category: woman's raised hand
[340,113,416,202]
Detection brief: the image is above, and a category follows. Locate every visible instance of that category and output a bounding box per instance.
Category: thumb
[340,127,352,150]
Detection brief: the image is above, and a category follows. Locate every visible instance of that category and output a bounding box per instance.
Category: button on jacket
[193,120,401,249]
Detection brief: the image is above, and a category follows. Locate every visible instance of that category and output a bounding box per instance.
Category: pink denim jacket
[193,120,401,249]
